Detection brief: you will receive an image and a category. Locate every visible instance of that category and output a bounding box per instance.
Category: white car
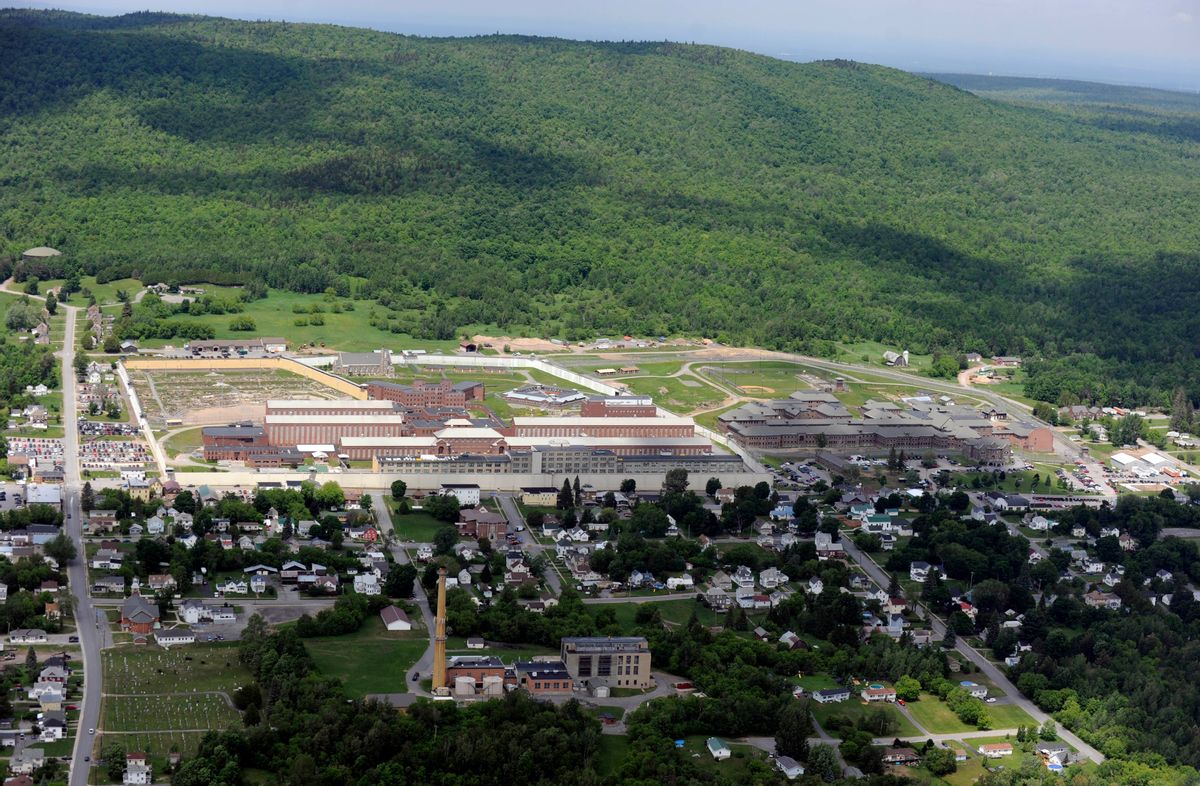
[985,698,997,704]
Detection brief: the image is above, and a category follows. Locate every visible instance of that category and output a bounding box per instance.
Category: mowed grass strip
[303,617,429,697]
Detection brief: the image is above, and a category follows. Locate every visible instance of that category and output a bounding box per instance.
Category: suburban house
[862,686,897,702]
[981,742,1014,758]
[909,561,931,582]
[706,737,731,761]
[775,756,805,780]
[883,748,920,765]
[813,687,851,704]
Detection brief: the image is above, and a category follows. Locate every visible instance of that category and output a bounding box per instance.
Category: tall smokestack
[432,566,448,692]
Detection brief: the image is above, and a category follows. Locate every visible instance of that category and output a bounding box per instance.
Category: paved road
[494,494,566,595]
[58,307,102,786]
[372,493,436,696]
[839,535,1106,764]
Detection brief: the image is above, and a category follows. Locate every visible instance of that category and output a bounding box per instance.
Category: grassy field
[389,507,451,542]
[695,360,824,397]
[835,341,935,373]
[985,703,1037,729]
[906,694,980,734]
[132,289,466,353]
[35,275,148,305]
[595,735,631,776]
[796,674,841,692]
[162,426,206,457]
[96,730,209,762]
[810,698,922,738]
[963,736,1028,768]
[950,470,1057,493]
[102,643,250,694]
[104,693,241,731]
[589,598,723,633]
[623,374,726,413]
[444,637,557,663]
[303,616,428,697]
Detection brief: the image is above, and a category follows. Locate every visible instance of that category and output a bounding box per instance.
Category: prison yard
[129,368,343,428]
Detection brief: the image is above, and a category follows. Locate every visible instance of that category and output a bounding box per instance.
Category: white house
[666,575,694,591]
[759,567,786,589]
[806,576,824,595]
[439,483,480,507]
[775,756,805,780]
[909,561,931,582]
[354,573,381,596]
[706,737,731,761]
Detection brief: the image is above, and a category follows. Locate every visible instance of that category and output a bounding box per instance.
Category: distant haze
[9,0,1200,91]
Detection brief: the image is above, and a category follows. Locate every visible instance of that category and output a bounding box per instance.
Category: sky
[11,0,1200,91]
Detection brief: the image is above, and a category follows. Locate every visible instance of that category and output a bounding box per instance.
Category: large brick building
[366,379,484,407]
[560,636,652,690]
[580,395,657,418]
[507,416,693,439]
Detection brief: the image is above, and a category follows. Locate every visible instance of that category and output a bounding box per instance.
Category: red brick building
[457,508,507,540]
[120,594,159,635]
[580,396,657,418]
[366,380,485,407]
[515,661,573,696]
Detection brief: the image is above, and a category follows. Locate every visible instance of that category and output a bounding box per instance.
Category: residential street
[58,306,103,786]
[839,534,1106,764]
[372,492,436,696]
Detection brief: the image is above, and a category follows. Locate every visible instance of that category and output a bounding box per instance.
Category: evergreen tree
[1171,387,1193,433]
[25,647,37,676]
[774,701,812,761]
[81,481,94,512]
[557,478,574,510]
[573,475,582,507]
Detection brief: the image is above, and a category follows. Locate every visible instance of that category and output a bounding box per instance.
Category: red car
[897,699,906,706]
[66,705,78,711]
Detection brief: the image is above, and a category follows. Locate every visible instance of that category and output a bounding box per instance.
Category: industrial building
[719,395,1011,463]
[560,636,652,690]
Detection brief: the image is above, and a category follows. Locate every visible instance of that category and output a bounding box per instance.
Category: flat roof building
[560,637,652,690]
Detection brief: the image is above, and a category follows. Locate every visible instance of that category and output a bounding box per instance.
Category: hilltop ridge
[2,10,1200,403]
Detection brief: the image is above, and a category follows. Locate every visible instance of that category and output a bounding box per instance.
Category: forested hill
[4,11,1200,404]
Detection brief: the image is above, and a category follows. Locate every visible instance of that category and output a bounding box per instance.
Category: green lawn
[622,374,725,413]
[810,698,922,738]
[96,730,209,763]
[695,360,826,397]
[596,735,631,776]
[162,426,206,457]
[906,693,979,734]
[963,736,1027,768]
[389,508,452,542]
[444,636,557,663]
[588,598,722,633]
[795,674,841,692]
[985,703,1037,729]
[134,288,465,353]
[303,616,428,697]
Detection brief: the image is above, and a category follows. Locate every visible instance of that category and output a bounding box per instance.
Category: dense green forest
[4,11,1200,404]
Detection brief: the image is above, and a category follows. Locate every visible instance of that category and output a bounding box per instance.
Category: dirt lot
[130,369,348,428]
